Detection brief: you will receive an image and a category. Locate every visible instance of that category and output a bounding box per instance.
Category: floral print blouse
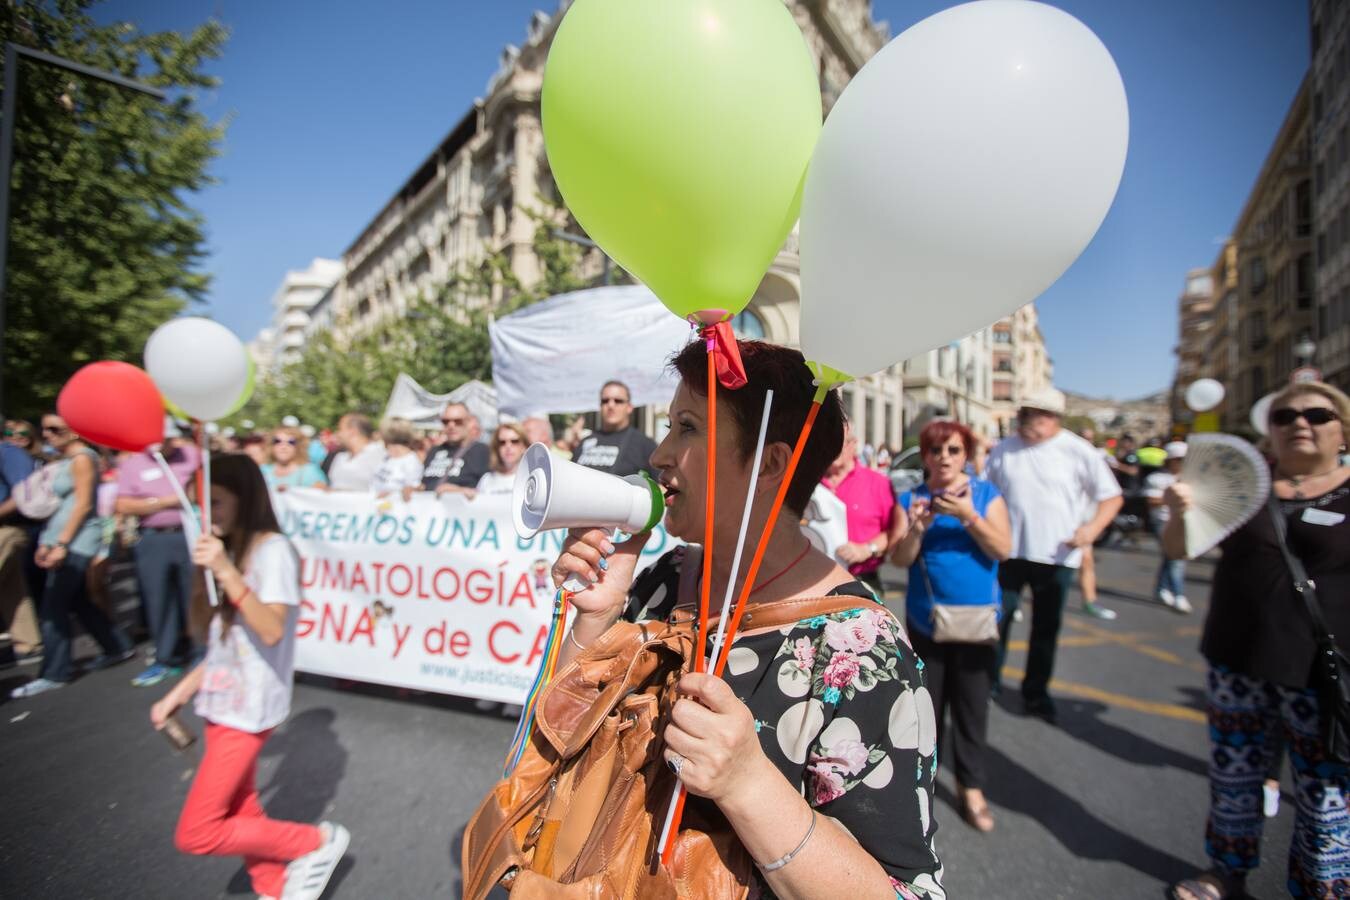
[624,548,946,900]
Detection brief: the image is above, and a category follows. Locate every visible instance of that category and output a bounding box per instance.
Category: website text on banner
[272,488,679,703]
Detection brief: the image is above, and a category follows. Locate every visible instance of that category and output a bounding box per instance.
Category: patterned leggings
[1206,667,1350,896]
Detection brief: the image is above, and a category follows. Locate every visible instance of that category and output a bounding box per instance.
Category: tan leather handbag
[460,591,870,899]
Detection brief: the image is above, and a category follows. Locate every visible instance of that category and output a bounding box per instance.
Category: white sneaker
[282,822,349,900]
[473,699,499,713]
[1263,782,1280,818]
[1172,595,1193,614]
[1012,608,1024,623]
[1157,588,1176,607]
[10,677,65,699]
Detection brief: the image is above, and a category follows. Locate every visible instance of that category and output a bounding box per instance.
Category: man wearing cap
[986,389,1124,723]
[114,419,201,687]
[1143,441,1192,613]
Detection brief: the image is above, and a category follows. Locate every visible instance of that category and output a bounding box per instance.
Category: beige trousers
[0,524,41,652]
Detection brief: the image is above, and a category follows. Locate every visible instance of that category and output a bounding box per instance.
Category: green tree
[1,1,226,419]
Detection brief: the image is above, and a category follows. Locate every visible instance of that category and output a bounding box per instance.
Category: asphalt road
[1,544,1297,899]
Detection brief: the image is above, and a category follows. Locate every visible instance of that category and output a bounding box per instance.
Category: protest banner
[272,488,679,703]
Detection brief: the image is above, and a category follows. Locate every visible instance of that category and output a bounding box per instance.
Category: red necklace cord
[749,540,811,597]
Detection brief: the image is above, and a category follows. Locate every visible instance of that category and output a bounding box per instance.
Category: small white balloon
[1250,391,1279,436]
[800,0,1128,378]
[204,422,220,436]
[145,318,250,421]
[1185,378,1225,413]
[299,424,316,438]
[281,415,300,428]
[241,419,255,430]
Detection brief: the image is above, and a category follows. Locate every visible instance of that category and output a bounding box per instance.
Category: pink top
[823,463,895,577]
[116,444,201,529]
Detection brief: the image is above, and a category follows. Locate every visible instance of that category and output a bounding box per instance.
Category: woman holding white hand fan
[1162,381,1350,900]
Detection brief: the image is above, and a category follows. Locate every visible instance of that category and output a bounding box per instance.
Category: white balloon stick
[657,388,775,863]
[152,449,218,608]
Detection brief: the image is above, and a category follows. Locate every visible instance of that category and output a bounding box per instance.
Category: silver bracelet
[759,809,816,873]
[568,629,589,652]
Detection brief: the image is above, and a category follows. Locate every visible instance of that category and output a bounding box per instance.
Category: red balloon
[57,361,165,452]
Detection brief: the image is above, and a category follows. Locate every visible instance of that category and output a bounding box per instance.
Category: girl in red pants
[151,455,348,900]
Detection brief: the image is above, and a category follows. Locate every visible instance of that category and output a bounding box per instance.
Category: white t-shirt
[328,441,387,491]
[370,451,424,495]
[195,535,301,733]
[1144,470,1176,524]
[987,430,1122,568]
[475,470,516,496]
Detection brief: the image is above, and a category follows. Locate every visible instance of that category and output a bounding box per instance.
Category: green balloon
[542,0,820,319]
[225,355,256,417]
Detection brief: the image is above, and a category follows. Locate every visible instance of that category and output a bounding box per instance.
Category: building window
[1297,252,1313,309]
[730,308,766,340]
[357,298,371,319]
[1249,257,1266,294]
[1296,179,1312,237]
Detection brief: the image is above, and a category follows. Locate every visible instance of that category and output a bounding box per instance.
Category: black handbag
[1267,496,1350,764]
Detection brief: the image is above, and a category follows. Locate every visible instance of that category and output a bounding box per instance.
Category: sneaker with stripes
[282,822,349,900]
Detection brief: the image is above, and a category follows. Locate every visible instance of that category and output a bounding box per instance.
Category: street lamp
[1294,333,1317,367]
[0,43,166,412]
[551,229,612,286]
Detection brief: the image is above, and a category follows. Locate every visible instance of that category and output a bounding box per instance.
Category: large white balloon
[145,318,251,421]
[1185,378,1226,413]
[799,0,1128,379]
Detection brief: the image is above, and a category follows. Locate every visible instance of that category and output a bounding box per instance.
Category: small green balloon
[542,0,820,319]
[225,356,256,417]
[164,398,190,421]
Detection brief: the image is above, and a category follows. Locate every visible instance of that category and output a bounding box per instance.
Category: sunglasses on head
[925,444,964,457]
[1271,407,1340,427]
[272,436,298,445]
[600,397,628,406]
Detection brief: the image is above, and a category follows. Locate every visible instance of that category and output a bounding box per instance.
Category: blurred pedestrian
[0,431,40,661]
[115,419,201,687]
[9,413,133,698]
[573,380,656,478]
[261,426,327,491]
[522,416,571,459]
[892,419,1011,832]
[1073,426,1116,620]
[371,418,424,499]
[986,390,1123,723]
[5,419,41,459]
[238,434,268,468]
[1162,381,1350,900]
[421,402,489,497]
[327,414,385,492]
[476,422,528,496]
[820,420,900,597]
[151,454,349,900]
[1144,441,1191,614]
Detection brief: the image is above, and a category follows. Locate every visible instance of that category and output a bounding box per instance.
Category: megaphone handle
[560,527,617,594]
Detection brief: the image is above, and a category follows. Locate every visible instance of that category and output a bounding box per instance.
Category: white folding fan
[1179,433,1271,558]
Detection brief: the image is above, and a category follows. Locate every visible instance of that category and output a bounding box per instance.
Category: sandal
[1168,872,1240,900]
[959,789,995,833]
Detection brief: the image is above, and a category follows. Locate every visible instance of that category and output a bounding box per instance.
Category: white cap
[281,415,301,428]
[1019,388,1066,416]
[1165,441,1188,460]
[299,424,316,438]
[163,415,182,440]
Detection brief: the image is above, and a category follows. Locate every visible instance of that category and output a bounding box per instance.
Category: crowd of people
[4,354,1350,899]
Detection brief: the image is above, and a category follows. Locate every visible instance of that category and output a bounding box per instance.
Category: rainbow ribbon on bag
[502,589,572,777]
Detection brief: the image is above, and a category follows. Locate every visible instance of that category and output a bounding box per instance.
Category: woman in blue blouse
[261,427,327,491]
[892,420,1011,833]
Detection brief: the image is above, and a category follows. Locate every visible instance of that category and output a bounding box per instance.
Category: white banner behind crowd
[272,487,680,703]
[489,285,693,417]
[382,374,498,434]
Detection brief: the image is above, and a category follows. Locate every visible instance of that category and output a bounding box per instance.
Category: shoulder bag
[1266,494,1350,764]
[461,577,881,899]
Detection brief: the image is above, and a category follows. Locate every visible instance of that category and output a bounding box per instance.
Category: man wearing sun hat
[986,387,1124,723]
[1143,440,1191,613]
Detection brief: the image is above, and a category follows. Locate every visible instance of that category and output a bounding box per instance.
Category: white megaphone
[513,442,664,592]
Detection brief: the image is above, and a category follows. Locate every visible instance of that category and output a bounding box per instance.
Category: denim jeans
[134,529,195,666]
[38,552,132,682]
[1155,557,1187,598]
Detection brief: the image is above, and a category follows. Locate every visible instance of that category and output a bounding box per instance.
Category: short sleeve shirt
[328,442,387,491]
[116,445,201,528]
[195,535,302,733]
[370,452,425,494]
[900,479,1003,636]
[421,441,490,490]
[573,427,657,479]
[623,548,946,899]
[986,430,1121,568]
[822,464,895,577]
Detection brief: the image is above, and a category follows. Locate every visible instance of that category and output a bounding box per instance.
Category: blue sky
[96,0,1309,400]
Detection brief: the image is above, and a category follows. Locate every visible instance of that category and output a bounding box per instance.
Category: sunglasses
[42,424,68,435]
[925,445,964,457]
[4,429,30,438]
[1270,407,1340,427]
[496,438,524,447]
[272,437,298,446]
[441,417,466,426]
[600,397,628,406]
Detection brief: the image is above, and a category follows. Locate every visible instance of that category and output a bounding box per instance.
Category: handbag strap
[1266,494,1334,642]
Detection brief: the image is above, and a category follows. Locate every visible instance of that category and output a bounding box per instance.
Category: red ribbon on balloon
[699,320,747,390]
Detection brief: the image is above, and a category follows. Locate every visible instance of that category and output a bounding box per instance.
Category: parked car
[887,445,925,496]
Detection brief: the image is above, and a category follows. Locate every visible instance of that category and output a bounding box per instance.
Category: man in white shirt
[986,389,1123,723]
[326,414,386,492]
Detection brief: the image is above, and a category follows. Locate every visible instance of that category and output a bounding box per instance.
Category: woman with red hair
[892,419,1011,833]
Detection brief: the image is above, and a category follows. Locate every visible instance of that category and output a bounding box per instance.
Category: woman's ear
[757,442,794,497]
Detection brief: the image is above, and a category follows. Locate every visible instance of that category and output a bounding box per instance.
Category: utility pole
[0,43,165,411]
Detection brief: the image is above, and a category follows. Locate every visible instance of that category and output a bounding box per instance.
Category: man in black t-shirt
[421,402,490,495]
[573,381,657,479]
[1112,433,1141,492]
